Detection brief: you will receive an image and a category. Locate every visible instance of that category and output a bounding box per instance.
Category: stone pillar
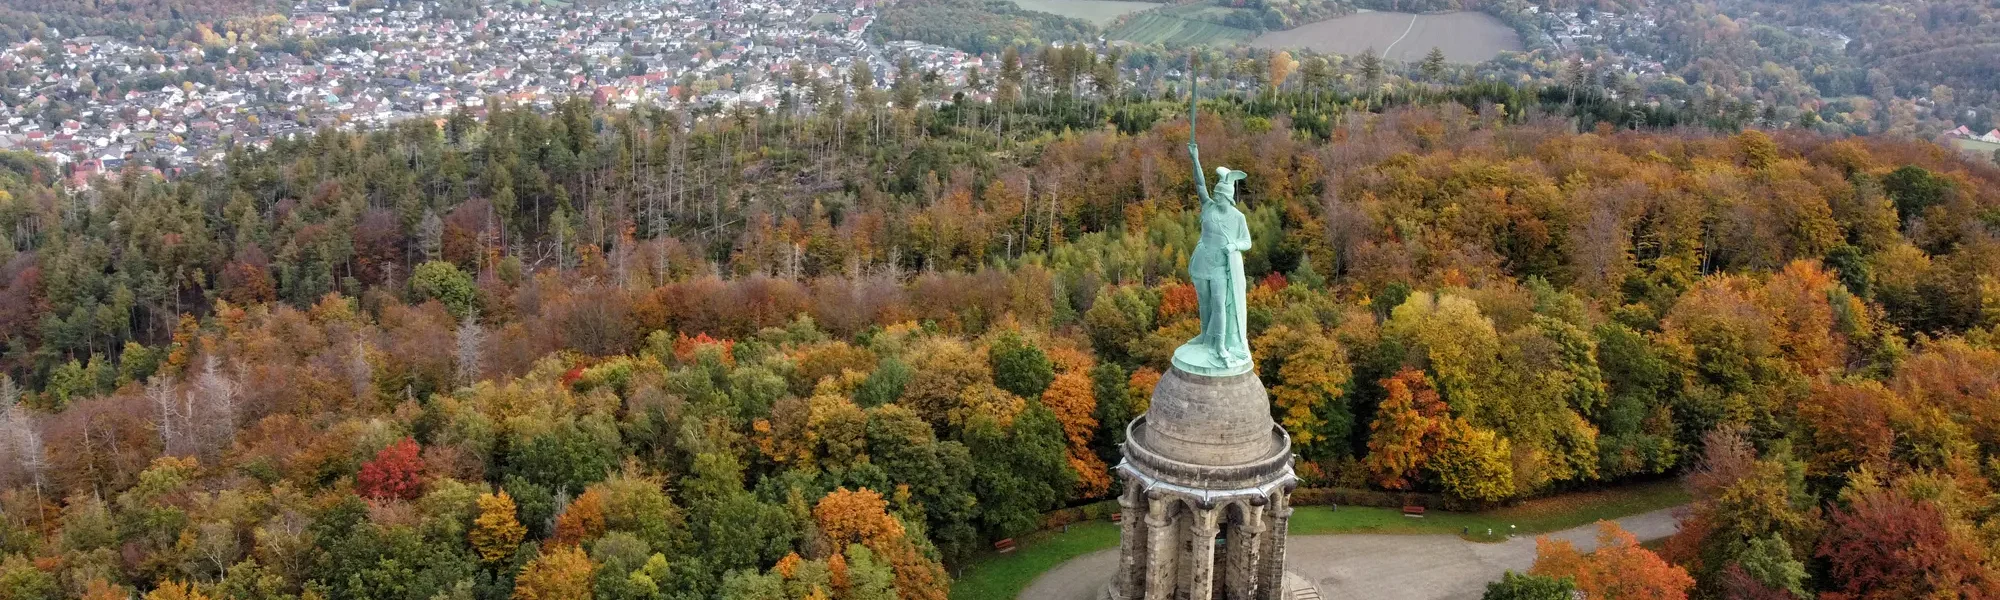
[1186,508,1221,600]
[1226,503,1266,600]
[1114,479,1148,599]
[1257,493,1292,600]
[1145,497,1179,600]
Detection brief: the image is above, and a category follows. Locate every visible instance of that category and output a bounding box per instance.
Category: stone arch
[1146,493,1198,526]
[1178,496,1207,518]
[1213,497,1256,541]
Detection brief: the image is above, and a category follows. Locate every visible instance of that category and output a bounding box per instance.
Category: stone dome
[1123,367,1293,490]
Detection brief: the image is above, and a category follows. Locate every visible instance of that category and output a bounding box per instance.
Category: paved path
[1018,507,1681,600]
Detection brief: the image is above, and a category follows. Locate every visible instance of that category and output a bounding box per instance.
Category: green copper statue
[1172,76,1255,377]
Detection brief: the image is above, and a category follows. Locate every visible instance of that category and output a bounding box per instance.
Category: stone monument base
[1099,572,1321,600]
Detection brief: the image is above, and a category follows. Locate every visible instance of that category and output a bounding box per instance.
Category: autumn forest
[0,75,1998,600]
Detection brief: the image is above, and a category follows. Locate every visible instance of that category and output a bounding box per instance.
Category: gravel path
[1018,507,1682,600]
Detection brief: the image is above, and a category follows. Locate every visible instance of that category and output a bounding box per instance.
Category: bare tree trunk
[349,340,372,402]
[455,316,485,387]
[147,376,181,456]
[192,355,239,456]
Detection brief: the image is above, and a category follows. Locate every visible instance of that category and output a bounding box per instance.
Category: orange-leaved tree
[82,579,130,600]
[1532,520,1693,600]
[813,487,949,600]
[1041,369,1108,497]
[1796,379,1899,479]
[1364,369,1451,490]
[1126,367,1160,415]
[828,550,851,596]
[551,487,606,547]
[815,487,904,549]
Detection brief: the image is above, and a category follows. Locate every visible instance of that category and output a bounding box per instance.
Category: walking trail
[1379,13,1421,59]
[1018,506,1681,600]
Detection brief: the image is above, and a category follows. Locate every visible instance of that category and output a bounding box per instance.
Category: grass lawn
[1290,479,1689,542]
[947,479,1688,600]
[950,520,1122,600]
[1950,137,2000,163]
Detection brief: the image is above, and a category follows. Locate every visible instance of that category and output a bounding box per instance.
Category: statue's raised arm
[1189,69,1211,205]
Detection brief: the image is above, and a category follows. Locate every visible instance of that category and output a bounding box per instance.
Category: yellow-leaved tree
[513,544,596,600]
[144,581,213,600]
[1431,422,1515,503]
[470,490,526,563]
[1384,292,1500,417]
[1262,325,1351,457]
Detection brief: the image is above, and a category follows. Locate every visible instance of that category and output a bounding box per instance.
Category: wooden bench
[995,538,1017,553]
[1111,512,1123,523]
[1402,505,1427,517]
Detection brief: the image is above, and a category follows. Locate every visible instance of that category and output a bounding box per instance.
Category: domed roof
[1121,367,1293,490]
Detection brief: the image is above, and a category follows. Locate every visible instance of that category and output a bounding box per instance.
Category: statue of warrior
[1174,73,1254,377]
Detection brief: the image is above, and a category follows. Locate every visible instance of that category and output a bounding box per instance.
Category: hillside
[1704,0,2000,96]
[0,85,1998,599]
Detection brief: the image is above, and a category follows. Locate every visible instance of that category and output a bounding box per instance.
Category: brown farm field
[1252,11,1522,63]
[1010,0,1162,25]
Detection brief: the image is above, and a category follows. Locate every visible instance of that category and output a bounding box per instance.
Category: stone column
[1114,479,1148,599]
[1186,507,1221,600]
[1145,497,1179,600]
[1226,503,1266,600]
[1257,493,1292,600]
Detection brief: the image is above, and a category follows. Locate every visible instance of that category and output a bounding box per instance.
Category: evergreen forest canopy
[0,80,1998,600]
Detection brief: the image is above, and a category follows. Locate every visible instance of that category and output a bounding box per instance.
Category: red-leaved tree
[1817,487,2000,600]
[357,437,426,500]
